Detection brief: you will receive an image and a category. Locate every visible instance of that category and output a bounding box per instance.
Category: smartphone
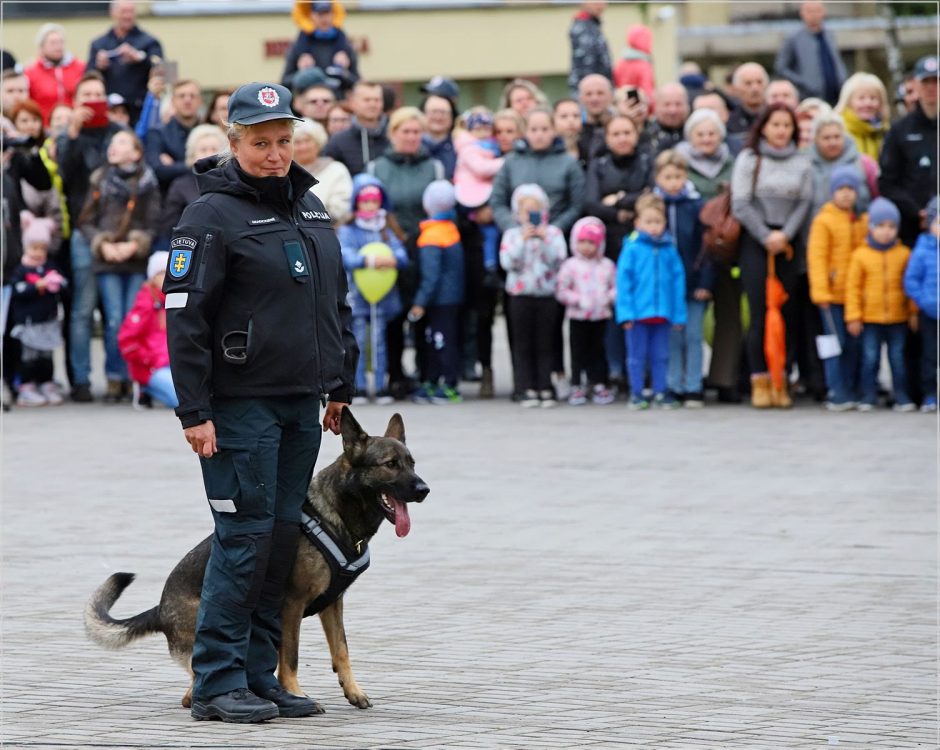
[162,60,178,87]
[625,87,640,105]
[84,100,109,129]
[527,210,542,226]
[106,47,123,59]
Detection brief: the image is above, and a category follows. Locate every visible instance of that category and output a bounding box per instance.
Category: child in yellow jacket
[807,166,868,410]
[845,198,917,412]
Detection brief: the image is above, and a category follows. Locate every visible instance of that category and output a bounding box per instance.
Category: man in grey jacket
[774,2,846,105]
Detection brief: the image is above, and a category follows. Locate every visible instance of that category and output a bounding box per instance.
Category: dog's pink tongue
[392,498,411,538]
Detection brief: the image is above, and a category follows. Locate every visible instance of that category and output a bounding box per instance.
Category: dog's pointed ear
[341,407,369,460]
[384,413,405,444]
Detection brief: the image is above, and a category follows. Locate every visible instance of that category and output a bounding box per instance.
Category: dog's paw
[346,690,372,709]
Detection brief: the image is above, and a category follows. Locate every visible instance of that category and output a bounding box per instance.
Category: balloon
[353,242,397,304]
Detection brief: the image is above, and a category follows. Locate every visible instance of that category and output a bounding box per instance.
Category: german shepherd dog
[84,408,428,711]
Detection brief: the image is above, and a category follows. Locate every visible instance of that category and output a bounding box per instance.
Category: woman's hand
[847,321,863,337]
[67,105,93,139]
[184,420,217,458]
[602,193,620,207]
[621,321,633,330]
[322,402,346,435]
[692,288,712,302]
[764,230,788,255]
[522,224,538,241]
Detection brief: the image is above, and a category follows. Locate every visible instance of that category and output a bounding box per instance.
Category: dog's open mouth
[380,493,411,538]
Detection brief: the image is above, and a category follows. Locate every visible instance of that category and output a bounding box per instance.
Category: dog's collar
[299,511,371,619]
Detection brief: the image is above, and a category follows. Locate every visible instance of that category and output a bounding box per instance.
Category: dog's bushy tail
[84,572,163,649]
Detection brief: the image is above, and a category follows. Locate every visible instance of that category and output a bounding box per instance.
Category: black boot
[255,685,324,717]
[191,688,279,723]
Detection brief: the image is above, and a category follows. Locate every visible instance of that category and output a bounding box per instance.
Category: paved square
[1,356,936,748]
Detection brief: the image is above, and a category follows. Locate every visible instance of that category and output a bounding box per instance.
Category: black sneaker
[71,384,94,403]
[255,685,324,718]
[191,688,279,723]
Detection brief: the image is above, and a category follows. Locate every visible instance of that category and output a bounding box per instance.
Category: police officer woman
[164,82,358,723]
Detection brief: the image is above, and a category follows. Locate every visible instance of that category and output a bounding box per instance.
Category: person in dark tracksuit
[163,82,358,724]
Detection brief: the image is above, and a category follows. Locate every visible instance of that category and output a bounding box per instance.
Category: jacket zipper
[882,251,889,322]
[293,210,326,403]
[195,232,213,289]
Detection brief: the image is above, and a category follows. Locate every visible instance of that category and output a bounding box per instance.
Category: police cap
[228,82,303,126]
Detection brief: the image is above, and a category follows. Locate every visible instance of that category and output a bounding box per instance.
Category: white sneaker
[892,402,916,413]
[39,381,64,406]
[16,383,47,407]
[539,390,557,408]
[551,373,571,401]
[520,390,540,408]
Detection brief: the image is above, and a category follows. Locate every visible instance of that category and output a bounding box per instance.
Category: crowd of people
[1,0,937,414]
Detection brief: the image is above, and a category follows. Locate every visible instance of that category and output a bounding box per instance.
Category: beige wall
[4,4,677,92]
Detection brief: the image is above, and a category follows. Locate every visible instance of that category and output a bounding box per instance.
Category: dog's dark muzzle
[412,481,430,502]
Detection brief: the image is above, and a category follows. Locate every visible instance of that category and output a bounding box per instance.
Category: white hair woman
[159,124,228,239]
[293,117,352,225]
[164,81,356,724]
[808,112,871,215]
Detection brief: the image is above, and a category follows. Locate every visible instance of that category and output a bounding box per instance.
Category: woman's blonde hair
[834,73,891,124]
[219,119,297,165]
[185,124,227,166]
[388,106,427,135]
[499,78,550,111]
[493,108,524,133]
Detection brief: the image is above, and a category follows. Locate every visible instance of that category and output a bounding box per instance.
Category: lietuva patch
[169,236,197,280]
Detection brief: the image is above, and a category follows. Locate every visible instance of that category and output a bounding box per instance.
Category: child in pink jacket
[117,251,178,408]
[555,217,617,405]
[454,108,504,278]
[613,25,655,106]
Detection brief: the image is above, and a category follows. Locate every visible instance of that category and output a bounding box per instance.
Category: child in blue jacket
[903,195,938,413]
[409,180,465,404]
[339,175,409,405]
[654,149,712,408]
[616,193,687,410]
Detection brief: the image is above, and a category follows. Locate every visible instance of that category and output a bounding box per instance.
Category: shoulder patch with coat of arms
[168,236,198,280]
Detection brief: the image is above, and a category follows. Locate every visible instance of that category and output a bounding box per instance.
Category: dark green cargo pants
[191,395,321,701]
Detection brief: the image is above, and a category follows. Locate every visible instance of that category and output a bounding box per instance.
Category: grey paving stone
[1,335,936,748]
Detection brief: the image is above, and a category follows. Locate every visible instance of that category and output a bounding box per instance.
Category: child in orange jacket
[845,198,917,412]
[806,166,868,410]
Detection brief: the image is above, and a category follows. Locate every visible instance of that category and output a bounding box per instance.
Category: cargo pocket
[201,437,267,517]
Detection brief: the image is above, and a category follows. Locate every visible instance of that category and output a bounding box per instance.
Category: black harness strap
[300,511,371,618]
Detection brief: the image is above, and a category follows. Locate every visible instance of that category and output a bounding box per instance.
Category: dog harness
[299,511,371,617]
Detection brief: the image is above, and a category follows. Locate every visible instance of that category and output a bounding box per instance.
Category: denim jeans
[626,321,671,397]
[860,323,910,406]
[920,313,938,402]
[819,304,860,404]
[352,312,387,394]
[668,298,706,394]
[606,318,626,378]
[97,272,144,381]
[146,366,179,408]
[69,232,98,386]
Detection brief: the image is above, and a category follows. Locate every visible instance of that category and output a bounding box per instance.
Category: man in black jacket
[322,80,388,176]
[164,82,357,725]
[144,79,203,191]
[87,0,163,123]
[879,55,939,247]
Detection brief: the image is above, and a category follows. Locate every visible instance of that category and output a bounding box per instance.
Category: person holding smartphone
[55,71,125,403]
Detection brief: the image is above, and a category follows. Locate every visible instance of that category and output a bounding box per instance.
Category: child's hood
[622,24,653,58]
[510,183,549,216]
[350,173,392,211]
[417,219,461,248]
[569,216,606,258]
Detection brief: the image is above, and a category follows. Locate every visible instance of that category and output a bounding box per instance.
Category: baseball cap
[914,55,939,80]
[228,82,303,126]
[420,76,460,100]
[311,1,332,12]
